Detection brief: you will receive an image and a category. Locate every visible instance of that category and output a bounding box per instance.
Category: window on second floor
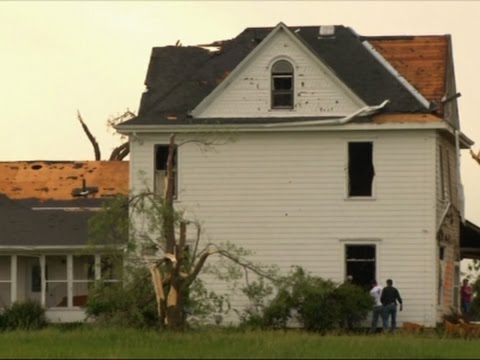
[348,142,374,197]
[155,144,178,198]
[271,60,294,109]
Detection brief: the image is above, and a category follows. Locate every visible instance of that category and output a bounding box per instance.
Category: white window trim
[339,238,382,281]
[269,57,296,111]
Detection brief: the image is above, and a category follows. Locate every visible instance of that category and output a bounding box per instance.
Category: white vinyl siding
[130,129,438,326]
[195,30,362,118]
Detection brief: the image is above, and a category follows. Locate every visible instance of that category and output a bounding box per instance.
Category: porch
[0,252,121,322]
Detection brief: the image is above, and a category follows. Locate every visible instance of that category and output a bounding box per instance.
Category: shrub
[86,266,158,329]
[2,299,47,330]
[252,266,373,332]
[334,281,374,330]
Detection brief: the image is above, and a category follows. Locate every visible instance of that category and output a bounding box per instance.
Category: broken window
[348,142,374,197]
[72,255,95,307]
[155,144,178,198]
[271,60,294,109]
[45,255,67,308]
[345,244,376,290]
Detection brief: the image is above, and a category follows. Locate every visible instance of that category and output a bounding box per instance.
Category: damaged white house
[115,22,480,327]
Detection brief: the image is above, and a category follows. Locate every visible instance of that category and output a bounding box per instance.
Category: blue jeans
[462,301,471,315]
[382,303,397,332]
[371,305,383,332]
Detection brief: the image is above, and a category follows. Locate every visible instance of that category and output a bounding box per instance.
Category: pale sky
[2,1,480,226]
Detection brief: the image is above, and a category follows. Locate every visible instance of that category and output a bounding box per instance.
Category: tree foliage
[87,133,275,330]
[238,266,374,332]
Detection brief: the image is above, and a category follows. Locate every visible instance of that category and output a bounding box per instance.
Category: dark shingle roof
[120,25,446,128]
[0,195,92,246]
[0,161,129,247]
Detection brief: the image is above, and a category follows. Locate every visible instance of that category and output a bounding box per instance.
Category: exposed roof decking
[369,36,448,107]
[0,161,129,202]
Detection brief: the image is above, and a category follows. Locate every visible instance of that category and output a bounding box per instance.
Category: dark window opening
[31,264,41,293]
[439,246,445,261]
[439,146,446,200]
[348,142,374,197]
[155,145,177,198]
[345,244,376,290]
[271,60,293,109]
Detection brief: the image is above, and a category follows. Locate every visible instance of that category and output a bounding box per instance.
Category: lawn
[0,327,479,359]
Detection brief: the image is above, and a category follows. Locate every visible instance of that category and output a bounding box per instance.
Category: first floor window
[345,244,376,290]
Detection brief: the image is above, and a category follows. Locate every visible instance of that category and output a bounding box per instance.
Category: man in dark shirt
[380,279,403,332]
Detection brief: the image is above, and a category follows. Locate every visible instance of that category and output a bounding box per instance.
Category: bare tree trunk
[77,110,101,160]
[109,142,130,161]
[164,134,176,255]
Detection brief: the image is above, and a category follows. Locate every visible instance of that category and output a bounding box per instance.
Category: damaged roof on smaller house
[0,161,129,248]
[0,161,129,207]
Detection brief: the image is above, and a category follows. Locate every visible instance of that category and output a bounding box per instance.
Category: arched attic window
[271,60,294,109]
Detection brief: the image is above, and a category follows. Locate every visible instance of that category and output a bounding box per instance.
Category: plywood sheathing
[369,36,448,108]
[0,161,129,201]
[372,113,443,124]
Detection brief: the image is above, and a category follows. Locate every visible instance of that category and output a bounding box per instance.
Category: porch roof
[460,220,480,260]
[0,195,93,247]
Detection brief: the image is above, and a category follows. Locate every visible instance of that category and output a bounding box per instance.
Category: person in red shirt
[460,278,473,315]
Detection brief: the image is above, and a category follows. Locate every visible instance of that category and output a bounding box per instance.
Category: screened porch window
[0,254,122,310]
[0,256,11,307]
[72,255,95,307]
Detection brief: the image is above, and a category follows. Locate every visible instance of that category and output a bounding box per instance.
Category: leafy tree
[88,133,276,330]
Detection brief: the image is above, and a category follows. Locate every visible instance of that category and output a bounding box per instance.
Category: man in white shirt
[369,279,383,333]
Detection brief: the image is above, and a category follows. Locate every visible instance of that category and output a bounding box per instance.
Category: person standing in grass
[380,279,403,333]
[461,278,473,316]
[369,280,383,333]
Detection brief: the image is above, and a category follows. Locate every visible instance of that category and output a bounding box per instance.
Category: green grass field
[0,327,479,359]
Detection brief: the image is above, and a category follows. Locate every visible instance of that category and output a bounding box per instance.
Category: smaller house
[0,161,128,322]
